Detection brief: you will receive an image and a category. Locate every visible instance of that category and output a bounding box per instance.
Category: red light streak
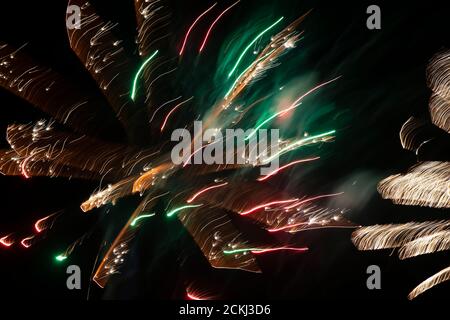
[0,235,14,247]
[257,157,320,182]
[251,247,309,254]
[240,199,298,216]
[179,3,217,55]
[160,97,193,132]
[187,182,228,203]
[199,1,240,52]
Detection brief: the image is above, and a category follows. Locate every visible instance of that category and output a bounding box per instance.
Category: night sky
[0,0,449,300]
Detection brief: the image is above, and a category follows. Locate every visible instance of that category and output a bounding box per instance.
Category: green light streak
[166,204,203,217]
[246,77,341,140]
[55,254,67,262]
[264,130,336,163]
[227,17,284,78]
[223,248,260,254]
[131,50,159,100]
[224,50,275,99]
[245,99,301,141]
[245,112,281,141]
[131,213,155,227]
[225,62,255,98]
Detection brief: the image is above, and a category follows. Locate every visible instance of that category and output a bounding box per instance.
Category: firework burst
[0,1,353,296]
[352,50,450,300]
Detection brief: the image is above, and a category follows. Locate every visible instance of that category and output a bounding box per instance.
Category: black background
[0,0,449,300]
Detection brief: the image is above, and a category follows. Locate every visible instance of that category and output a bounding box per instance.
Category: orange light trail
[199,1,240,52]
[187,182,228,203]
[239,198,298,216]
[179,3,217,55]
[268,222,309,233]
[20,155,32,179]
[257,157,320,181]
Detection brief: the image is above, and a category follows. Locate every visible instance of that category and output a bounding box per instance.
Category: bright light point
[284,39,295,48]
[55,254,67,262]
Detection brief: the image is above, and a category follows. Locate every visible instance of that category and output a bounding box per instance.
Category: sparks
[130,213,155,227]
[187,182,228,203]
[166,204,203,217]
[130,50,159,100]
[284,192,345,210]
[199,1,240,53]
[223,247,308,254]
[268,222,309,233]
[408,266,450,300]
[224,49,275,99]
[257,157,320,181]
[0,6,352,295]
[228,16,284,78]
[179,3,217,56]
[239,198,298,215]
[263,130,336,164]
